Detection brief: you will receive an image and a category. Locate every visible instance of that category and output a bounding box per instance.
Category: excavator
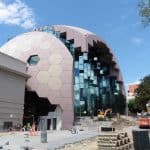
[138,100,150,128]
[97,108,112,121]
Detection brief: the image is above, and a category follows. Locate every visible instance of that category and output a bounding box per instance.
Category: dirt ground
[59,137,98,150]
[59,117,137,150]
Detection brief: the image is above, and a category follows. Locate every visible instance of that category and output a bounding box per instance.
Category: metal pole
[40,116,47,143]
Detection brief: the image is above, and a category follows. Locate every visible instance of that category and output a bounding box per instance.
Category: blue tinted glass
[79,56,83,64]
[80,84,84,88]
[27,55,40,65]
[90,71,94,80]
[79,64,83,70]
[97,62,101,69]
[79,73,84,83]
[84,63,88,72]
[87,64,91,70]
[93,77,97,84]
[88,70,91,77]
[116,82,120,91]
[75,92,80,100]
[95,87,99,96]
[74,69,79,76]
[55,32,60,38]
[94,57,98,61]
[75,76,79,84]
[74,84,80,91]
[90,87,94,94]
[102,79,107,87]
[84,73,88,79]
[83,53,88,60]
[65,40,70,44]
[100,70,103,74]
[75,61,79,68]
[70,44,74,52]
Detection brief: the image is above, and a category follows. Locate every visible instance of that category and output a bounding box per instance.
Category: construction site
[0,106,150,150]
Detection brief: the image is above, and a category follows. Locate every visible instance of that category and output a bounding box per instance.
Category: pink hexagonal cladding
[54,98,73,106]
[27,66,39,77]
[61,64,72,71]
[48,65,62,77]
[48,90,61,104]
[62,110,74,122]
[60,84,72,98]
[28,48,39,55]
[61,71,73,83]
[61,59,73,68]
[37,60,50,71]
[26,78,38,91]
[36,71,49,84]
[36,84,49,98]
[19,52,31,62]
[58,48,72,58]
[38,50,51,59]
[62,110,74,117]
[48,53,63,65]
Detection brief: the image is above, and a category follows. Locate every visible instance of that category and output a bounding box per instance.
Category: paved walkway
[0,130,99,150]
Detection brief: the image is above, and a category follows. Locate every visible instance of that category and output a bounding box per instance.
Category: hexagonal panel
[39,40,53,50]
[26,78,38,90]
[37,60,50,71]
[36,84,49,97]
[48,65,62,76]
[48,77,62,90]
[37,71,49,83]
[60,84,72,98]
[49,54,63,64]
[27,55,40,65]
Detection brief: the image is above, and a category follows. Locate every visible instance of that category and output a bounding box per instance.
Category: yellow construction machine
[97,108,112,121]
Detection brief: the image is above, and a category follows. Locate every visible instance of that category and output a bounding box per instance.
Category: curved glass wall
[37,26,125,117]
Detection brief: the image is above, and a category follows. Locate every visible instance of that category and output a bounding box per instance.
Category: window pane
[27,55,40,65]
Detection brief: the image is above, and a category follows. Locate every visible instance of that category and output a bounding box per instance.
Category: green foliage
[129,75,150,113]
[135,74,150,111]
[139,0,150,26]
[128,99,140,113]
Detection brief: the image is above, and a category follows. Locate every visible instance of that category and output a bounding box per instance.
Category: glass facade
[38,26,125,117]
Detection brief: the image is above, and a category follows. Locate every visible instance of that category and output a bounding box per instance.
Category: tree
[139,0,150,26]
[135,75,150,111]
[128,75,150,113]
[128,99,138,113]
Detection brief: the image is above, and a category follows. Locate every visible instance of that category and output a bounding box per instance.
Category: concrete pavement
[0,130,99,150]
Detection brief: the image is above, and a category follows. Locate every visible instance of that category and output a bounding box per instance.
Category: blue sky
[0,0,150,85]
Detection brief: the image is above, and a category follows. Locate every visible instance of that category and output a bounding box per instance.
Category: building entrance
[23,90,58,128]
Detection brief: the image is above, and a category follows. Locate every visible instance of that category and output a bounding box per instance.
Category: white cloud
[131,37,143,46]
[128,80,141,85]
[0,0,36,29]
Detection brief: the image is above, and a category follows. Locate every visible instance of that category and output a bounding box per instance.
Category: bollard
[41,131,47,143]
[40,116,47,143]
[132,129,150,150]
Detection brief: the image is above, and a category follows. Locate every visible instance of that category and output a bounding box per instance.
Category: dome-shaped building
[0,25,126,129]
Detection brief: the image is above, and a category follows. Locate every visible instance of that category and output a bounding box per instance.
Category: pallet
[98,132,132,150]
